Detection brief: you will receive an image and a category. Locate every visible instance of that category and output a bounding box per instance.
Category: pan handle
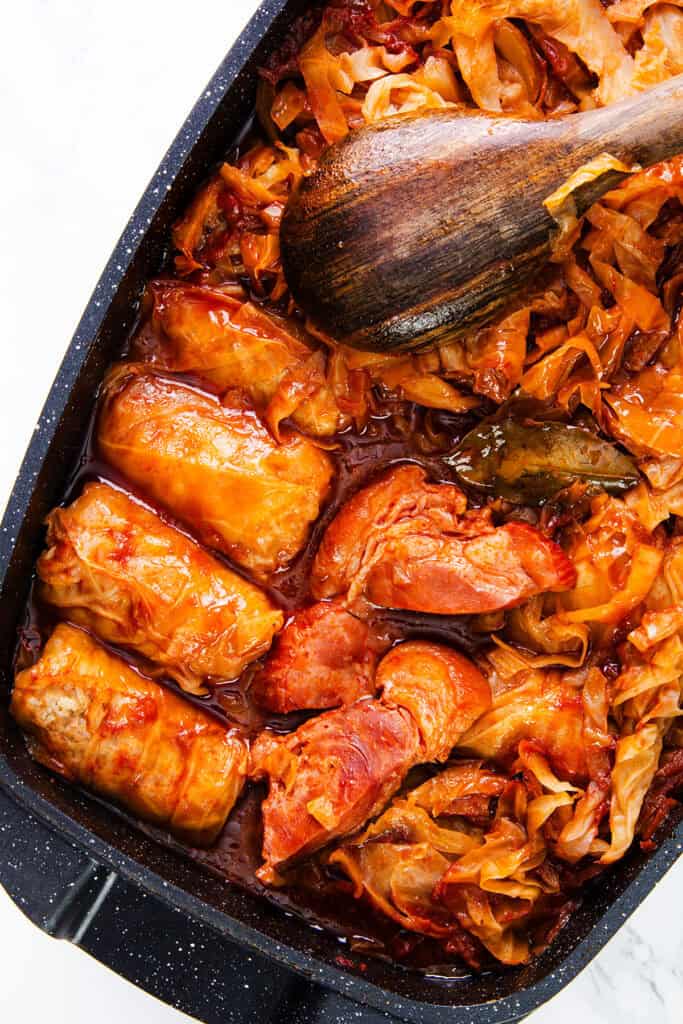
[0,787,398,1023]
[0,784,112,937]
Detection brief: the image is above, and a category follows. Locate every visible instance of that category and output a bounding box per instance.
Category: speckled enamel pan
[0,2,680,1021]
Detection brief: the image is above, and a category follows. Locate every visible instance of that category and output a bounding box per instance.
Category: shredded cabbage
[156,0,683,969]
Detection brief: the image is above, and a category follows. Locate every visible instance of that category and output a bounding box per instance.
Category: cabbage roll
[12,624,248,845]
[97,368,333,575]
[136,281,347,437]
[38,482,283,693]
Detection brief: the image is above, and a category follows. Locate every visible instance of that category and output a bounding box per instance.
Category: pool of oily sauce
[15,337,501,972]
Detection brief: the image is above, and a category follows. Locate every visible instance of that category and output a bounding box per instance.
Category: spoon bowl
[281,75,683,353]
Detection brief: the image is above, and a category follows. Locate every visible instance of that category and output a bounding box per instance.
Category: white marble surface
[0,2,680,1022]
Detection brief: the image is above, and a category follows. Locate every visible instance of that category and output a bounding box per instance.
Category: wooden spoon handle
[281,75,683,353]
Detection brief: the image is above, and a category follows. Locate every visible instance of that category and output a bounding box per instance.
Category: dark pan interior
[0,2,681,1021]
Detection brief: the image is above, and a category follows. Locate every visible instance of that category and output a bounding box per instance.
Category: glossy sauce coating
[15,0,683,968]
[19,394,496,969]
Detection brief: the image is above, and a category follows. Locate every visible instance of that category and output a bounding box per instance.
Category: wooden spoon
[281,75,683,353]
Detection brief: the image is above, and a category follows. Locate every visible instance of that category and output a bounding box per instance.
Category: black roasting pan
[1,2,681,1021]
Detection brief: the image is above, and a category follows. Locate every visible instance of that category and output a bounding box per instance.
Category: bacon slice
[252,641,491,881]
[311,465,576,612]
[377,642,493,762]
[251,601,386,713]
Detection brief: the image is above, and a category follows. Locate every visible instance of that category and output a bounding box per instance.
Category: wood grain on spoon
[281,75,683,353]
